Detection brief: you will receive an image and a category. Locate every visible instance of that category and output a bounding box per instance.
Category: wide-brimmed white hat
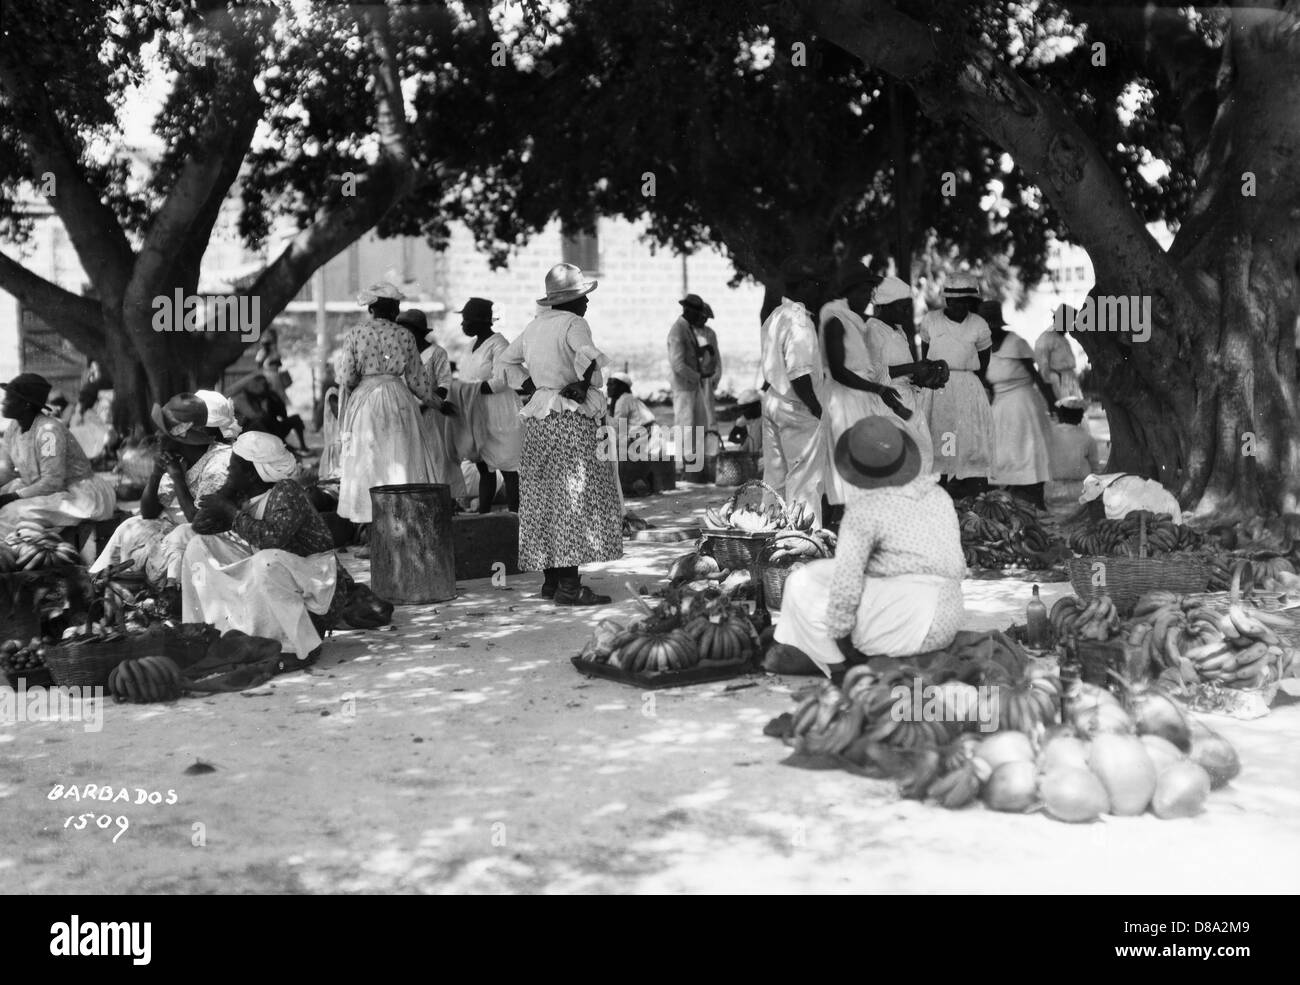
[943,273,980,300]
[872,276,912,306]
[357,282,405,306]
[537,263,597,306]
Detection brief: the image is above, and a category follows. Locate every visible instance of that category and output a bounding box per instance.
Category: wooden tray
[570,654,755,690]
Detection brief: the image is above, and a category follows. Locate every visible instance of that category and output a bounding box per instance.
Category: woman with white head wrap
[181,430,344,660]
[916,272,995,493]
[90,391,238,588]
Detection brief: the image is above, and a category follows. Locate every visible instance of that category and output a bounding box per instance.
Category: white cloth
[761,390,826,527]
[760,298,824,400]
[194,391,241,440]
[987,334,1052,485]
[319,387,340,481]
[336,375,439,523]
[451,333,522,470]
[613,392,656,427]
[232,431,298,483]
[182,507,337,658]
[775,562,961,676]
[498,309,609,419]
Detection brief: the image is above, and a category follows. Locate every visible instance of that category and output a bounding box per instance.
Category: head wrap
[872,276,912,306]
[195,390,241,440]
[232,431,299,483]
[356,282,405,307]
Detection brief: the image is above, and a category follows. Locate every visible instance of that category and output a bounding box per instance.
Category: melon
[1088,733,1158,815]
[973,730,1035,772]
[1130,688,1191,751]
[1040,767,1109,823]
[1039,735,1090,773]
[982,761,1038,812]
[1189,727,1241,790]
[1140,735,1185,775]
[1151,762,1211,819]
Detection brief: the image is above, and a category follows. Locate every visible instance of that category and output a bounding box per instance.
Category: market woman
[90,391,239,585]
[767,417,966,678]
[497,263,623,605]
[917,274,995,495]
[396,308,467,501]
[334,283,438,533]
[184,431,344,661]
[863,276,935,474]
[0,373,115,539]
[452,297,521,514]
[982,301,1056,511]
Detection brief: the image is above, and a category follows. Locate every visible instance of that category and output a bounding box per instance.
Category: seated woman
[90,391,239,586]
[182,431,344,661]
[228,371,306,453]
[0,373,115,539]
[767,416,966,677]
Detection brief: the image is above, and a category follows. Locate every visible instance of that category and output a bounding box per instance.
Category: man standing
[760,261,827,526]
[667,294,710,478]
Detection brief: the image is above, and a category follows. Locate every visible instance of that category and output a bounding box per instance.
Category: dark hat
[978,300,1006,329]
[680,293,708,313]
[150,392,214,445]
[780,256,821,287]
[836,260,879,296]
[396,309,429,333]
[0,373,52,411]
[833,416,922,491]
[457,297,497,322]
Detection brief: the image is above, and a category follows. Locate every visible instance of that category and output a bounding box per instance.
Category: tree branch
[0,250,104,356]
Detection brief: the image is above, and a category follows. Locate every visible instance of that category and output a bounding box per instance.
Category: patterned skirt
[519,412,624,570]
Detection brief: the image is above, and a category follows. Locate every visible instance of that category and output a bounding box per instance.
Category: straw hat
[833,416,922,491]
[942,273,980,300]
[151,393,214,445]
[537,263,597,306]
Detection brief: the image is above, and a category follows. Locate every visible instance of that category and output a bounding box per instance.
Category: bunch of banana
[707,498,785,533]
[926,756,991,809]
[789,682,855,742]
[786,501,816,532]
[6,521,81,569]
[763,532,824,566]
[1067,512,1201,558]
[1185,604,1287,689]
[956,493,1058,568]
[608,628,700,673]
[997,671,1061,734]
[107,655,184,703]
[793,700,865,756]
[1050,595,1120,641]
[864,714,953,750]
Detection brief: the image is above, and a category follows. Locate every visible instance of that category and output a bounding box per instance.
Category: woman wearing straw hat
[765,417,966,678]
[0,372,115,539]
[90,391,239,586]
[497,263,622,606]
[449,297,522,513]
[333,283,439,534]
[917,272,995,495]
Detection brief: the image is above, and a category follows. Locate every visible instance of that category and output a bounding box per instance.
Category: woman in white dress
[91,391,239,586]
[1034,304,1085,407]
[917,273,995,495]
[860,276,935,473]
[396,309,468,501]
[450,297,521,513]
[334,283,438,530]
[982,301,1057,511]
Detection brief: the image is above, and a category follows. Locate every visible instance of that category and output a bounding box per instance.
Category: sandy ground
[2,484,1298,895]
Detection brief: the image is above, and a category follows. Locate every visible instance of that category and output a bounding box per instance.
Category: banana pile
[956,491,1059,569]
[106,655,184,703]
[927,738,993,808]
[607,628,699,672]
[3,521,82,570]
[705,498,802,533]
[1067,511,1201,558]
[998,665,1065,733]
[1049,595,1121,642]
[763,529,836,565]
[1125,589,1294,689]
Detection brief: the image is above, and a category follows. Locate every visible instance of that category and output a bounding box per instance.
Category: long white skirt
[990,383,1051,485]
[449,381,521,472]
[421,407,468,498]
[774,560,964,677]
[337,375,438,523]
[0,475,115,539]
[920,370,994,479]
[182,534,337,658]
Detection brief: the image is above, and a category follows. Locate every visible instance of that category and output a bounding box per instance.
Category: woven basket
[1184,560,1300,651]
[43,637,137,687]
[755,532,831,611]
[714,450,759,488]
[702,479,787,569]
[1068,556,1208,616]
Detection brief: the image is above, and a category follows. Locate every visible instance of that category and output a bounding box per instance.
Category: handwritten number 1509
[64,814,129,843]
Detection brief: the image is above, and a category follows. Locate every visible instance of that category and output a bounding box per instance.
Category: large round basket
[1184,560,1300,652]
[43,637,137,688]
[755,532,831,611]
[1067,555,1208,616]
[701,479,787,569]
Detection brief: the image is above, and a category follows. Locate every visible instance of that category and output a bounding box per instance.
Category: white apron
[337,374,438,523]
[988,338,1052,486]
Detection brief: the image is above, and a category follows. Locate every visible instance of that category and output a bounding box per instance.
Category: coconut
[973,731,1035,771]
[1039,734,1090,773]
[1130,687,1191,752]
[1140,735,1185,775]
[1040,767,1109,823]
[1088,733,1158,815]
[982,761,1038,812]
[1189,725,1241,790]
[1151,762,1211,819]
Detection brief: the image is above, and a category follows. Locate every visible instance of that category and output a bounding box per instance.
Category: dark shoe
[537,583,557,600]
[761,642,824,676]
[553,585,612,606]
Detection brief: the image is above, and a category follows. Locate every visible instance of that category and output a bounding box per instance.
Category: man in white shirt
[760,261,827,526]
[667,294,710,479]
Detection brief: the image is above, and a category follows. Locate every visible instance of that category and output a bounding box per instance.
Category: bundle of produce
[1048,594,1121,642]
[1066,510,1201,558]
[577,587,759,672]
[2,521,82,570]
[956,490,1060,569]
[0,636,52,679]
[763,528,836,563]
[704,499,793,533]
[107,655,185,703]
[1125,588,1292,689]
